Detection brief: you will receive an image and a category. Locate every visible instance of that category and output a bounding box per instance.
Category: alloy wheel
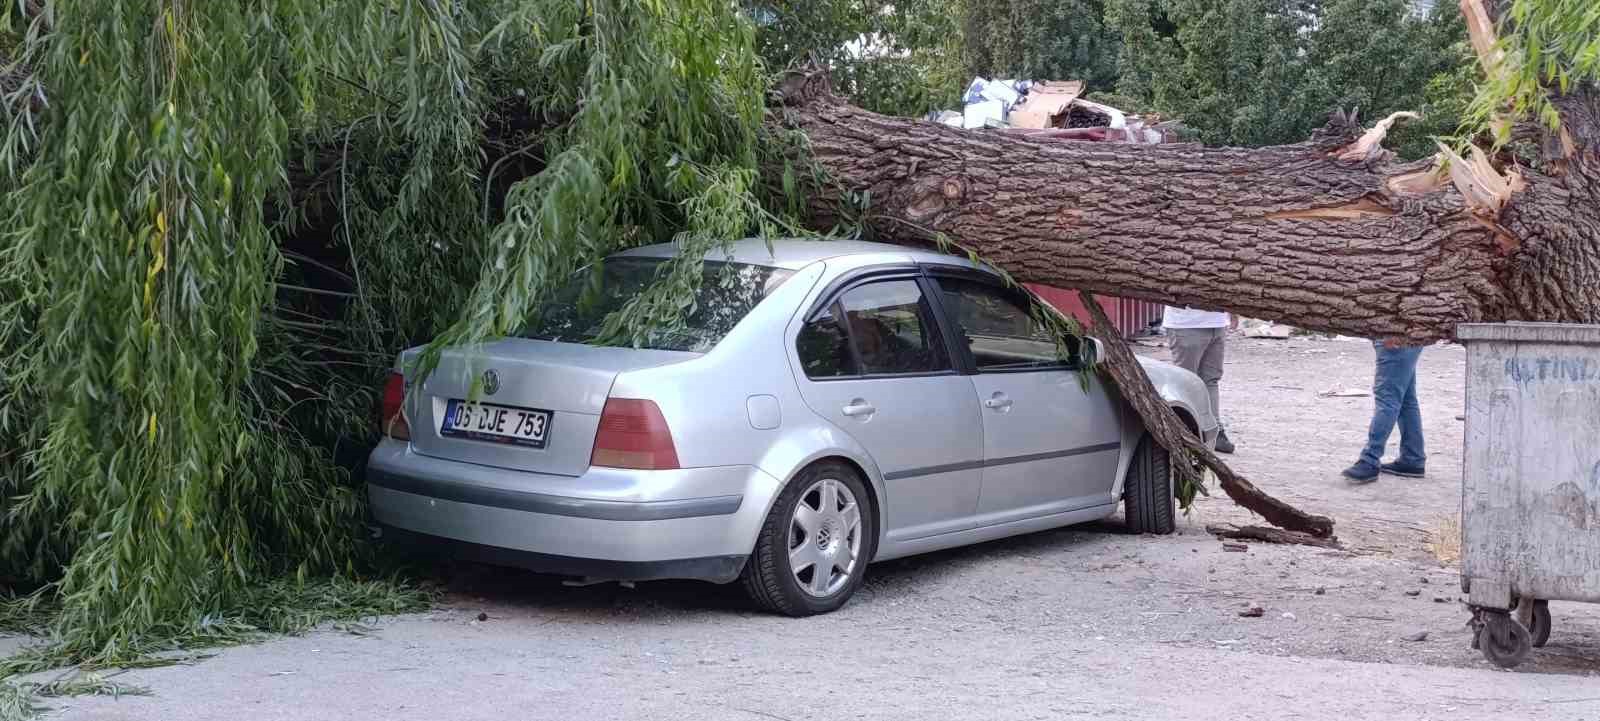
[787,478,862,597]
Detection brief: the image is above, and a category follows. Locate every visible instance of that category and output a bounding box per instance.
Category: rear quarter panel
[609,262,882,481]
[609,260,894,553]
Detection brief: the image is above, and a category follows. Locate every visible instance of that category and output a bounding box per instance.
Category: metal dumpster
[1458,322,1600,668]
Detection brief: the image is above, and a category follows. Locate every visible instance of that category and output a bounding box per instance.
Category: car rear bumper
[378,525,749,583]
[365,440,782,581]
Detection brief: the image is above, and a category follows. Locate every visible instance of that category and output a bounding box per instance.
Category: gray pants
[1168,327,1225,424]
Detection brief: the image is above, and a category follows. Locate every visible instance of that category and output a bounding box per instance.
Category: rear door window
[797,278,951,378]
[796,304,857,378]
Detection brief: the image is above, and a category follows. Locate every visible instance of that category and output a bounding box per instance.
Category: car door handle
[841,400,876,417]
[983,394,1013,410]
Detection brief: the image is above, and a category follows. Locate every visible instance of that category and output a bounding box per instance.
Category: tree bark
[774,81,1600,344]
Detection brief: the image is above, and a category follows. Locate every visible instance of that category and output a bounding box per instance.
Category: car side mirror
[1082,337,1105,367]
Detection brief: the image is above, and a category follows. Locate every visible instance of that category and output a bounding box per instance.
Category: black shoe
[1343,461,1380,484]
[1380,461,1426,478]
[1213,429,1235,454]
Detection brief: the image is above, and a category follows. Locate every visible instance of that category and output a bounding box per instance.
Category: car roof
[612,237,987,272]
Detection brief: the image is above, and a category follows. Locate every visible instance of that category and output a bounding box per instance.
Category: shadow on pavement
[427,518,1132,619]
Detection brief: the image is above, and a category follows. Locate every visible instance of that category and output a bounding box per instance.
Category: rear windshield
[522,257,794,352]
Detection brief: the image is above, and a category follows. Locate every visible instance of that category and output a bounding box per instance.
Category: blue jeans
[1361,341,1425,467]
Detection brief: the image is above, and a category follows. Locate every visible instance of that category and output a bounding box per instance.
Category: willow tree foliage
[1465,0,1600,144]
[1,0,769,667]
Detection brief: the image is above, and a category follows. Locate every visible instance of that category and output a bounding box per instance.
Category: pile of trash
[1238,317,1297,339]
[927,77,1177,145]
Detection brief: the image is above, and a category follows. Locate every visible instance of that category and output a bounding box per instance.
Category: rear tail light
[591,398,679,470]
[380,371,411,441]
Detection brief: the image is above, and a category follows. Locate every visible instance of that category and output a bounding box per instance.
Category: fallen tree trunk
[774,78,1600,345]
[767,0,1600,536]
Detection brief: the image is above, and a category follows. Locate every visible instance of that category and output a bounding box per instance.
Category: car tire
[742,460,875,617]
[1124,434,1176,535]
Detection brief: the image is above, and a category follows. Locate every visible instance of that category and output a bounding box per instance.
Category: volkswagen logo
[481,369,500,396]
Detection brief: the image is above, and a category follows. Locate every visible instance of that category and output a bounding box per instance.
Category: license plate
[440,399,552,448]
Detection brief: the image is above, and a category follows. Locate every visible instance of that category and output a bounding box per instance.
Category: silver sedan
[368,239,1218,615]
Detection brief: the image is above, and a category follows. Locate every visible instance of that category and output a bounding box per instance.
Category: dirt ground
[1139,333,1469,562]
[21,337,1600,720]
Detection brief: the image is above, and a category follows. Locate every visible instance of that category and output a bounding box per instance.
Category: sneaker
[1380,461,1426,478]
[1213,429,1235,454]
[1343,461,1380,484]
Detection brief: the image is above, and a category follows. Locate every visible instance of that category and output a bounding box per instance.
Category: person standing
[1163,305,1234,454]
[1343,339,1427,483]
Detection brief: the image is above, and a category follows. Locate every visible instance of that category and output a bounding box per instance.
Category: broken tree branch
[1460,0,1504,78]
[1335,111,1420,162]
[1080,292,1336,538]
[1207,523,1344,549]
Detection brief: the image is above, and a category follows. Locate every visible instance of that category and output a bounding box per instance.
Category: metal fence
[1025,284,1164,339]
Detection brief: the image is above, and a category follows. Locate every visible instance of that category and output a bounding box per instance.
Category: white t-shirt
[1163,306,1229,329]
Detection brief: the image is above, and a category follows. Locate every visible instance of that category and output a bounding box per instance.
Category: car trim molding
[881,459,986,480]
[882,441,1122,481]
[369,470,744,521]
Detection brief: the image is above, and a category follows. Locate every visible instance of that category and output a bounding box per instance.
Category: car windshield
[522,257,793,352]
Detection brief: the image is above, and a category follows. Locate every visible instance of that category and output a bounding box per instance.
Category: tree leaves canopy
[1106,0,1466,155]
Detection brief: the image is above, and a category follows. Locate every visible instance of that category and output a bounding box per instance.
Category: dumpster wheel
[1511,597,1552,648]
[1476,610,1532,668]
[1528,599,1551,648]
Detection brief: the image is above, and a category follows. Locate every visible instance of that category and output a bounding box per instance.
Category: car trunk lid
[408,339,696,476]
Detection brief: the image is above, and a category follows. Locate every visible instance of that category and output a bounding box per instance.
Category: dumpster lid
[1456,322,1600,345]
